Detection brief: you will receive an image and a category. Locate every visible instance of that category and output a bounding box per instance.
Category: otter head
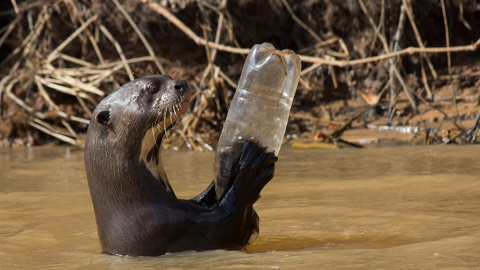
[85,75,192,195]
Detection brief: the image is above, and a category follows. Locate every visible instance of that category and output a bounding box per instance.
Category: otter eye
[147,83,160,94]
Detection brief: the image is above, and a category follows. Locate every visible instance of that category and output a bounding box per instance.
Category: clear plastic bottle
[213,42,301,198]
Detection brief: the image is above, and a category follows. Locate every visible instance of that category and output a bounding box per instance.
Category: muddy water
[1,145,479,269]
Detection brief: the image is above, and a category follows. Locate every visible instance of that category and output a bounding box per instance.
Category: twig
[199,0,225,88]
[300,63,322,76]
[29,118,83,147]
[47,14,98,63]
[388,4,406,124]
[52,74,104,96]
[300,40,480,66]
[289,113,342,127]
[327,106,373,139]
[87,55,155,69]
[217,68,237,88]
[89,64,125,85]
[466,108,480,143]
[438,70,480,80]
[141,0,250,54]
[0,14,21,50]
[99,24,134,81]
[67,0,106,64]
[111,0,166,74]
[458,0,472,31]
[34,75,59,110]
[194,133,210,152]
[1,6,48,67]
[392,5,405,53]
[61,119,79,139]
[0,56,23,113]
[36,77,94,100]
[187,128,199,151]
[74,94,92,120]
[59,54,95,67]
[357,0,417,113]
[420,55,433,99]
[201,24,216,90]
[5,77,45,119]
[11,0,20,14]
[440,0,459,119]
[280,0,323,43]
[403,0,438,79]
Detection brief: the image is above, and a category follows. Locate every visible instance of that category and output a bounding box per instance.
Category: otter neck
[85,128,174,209]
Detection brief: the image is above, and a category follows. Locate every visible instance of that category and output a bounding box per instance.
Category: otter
[84,75,277,256]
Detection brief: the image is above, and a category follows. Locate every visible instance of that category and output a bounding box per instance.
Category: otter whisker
[163,110,167,130]
[163,110,169,140]
[154,108,162,127]
[173,96,179,110]
[140,115,155,135]
[175,100,182,111]
[173,103,179,122]
[174,95,184,121]
[179,94,184,109]
[141,116,154,135]
[169,106,174,127]
[176,114,186,132]
[154,120,163,141]
[155,124,163,135]
[152,125,160,148]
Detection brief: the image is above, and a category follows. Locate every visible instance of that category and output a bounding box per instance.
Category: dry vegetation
[0,0,479,149]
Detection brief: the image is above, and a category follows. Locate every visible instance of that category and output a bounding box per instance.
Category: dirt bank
[0,0,479,148]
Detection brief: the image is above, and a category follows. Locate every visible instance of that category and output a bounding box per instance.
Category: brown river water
[0,145,479,269]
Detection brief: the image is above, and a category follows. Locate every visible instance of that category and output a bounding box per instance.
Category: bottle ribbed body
[213,43,301,198]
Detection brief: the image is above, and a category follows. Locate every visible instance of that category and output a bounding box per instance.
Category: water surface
[1,145,479,269]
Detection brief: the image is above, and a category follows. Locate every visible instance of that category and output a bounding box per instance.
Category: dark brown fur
[84,75,277,256]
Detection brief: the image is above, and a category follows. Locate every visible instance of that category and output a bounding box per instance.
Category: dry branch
[142,0,480,67]
[99,24,134,81]
[1,0,480,148]
[111,0,166,74]
[46,14,98,63]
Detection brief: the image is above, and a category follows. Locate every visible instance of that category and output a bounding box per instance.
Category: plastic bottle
[213,42,301,198]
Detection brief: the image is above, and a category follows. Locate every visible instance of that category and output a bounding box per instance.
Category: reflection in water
[1,145,480,268]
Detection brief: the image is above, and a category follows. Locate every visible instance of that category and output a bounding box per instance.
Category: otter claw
[230,139,278,204]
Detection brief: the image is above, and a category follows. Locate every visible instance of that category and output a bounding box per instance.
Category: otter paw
[231,140,278,204]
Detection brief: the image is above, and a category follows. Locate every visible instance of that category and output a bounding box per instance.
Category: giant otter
[84,75,277,256]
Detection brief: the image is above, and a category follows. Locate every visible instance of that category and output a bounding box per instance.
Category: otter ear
[95,110,111,126]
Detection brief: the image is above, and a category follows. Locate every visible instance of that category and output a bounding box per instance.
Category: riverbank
[1,0,479,148]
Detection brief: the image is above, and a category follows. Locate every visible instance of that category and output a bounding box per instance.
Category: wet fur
[84,75,277,256]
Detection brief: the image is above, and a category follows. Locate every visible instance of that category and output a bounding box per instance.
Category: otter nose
[172,80,184,91]
[171,80,190,95]
[173,81,182,90]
